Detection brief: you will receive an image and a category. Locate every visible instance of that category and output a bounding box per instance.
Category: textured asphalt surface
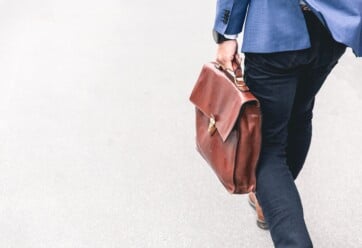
[0,1,362,247]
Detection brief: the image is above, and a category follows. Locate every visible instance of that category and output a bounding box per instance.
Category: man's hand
[216,39,239,71]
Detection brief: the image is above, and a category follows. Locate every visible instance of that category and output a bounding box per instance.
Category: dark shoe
[248,192,269,230]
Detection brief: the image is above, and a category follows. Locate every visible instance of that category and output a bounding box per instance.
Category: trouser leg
[243,9,347,248]
[282,6,347,181]
[244,51,313,248]
[286,96,314,180]
[286,10,348,179]
[287,65,333,179]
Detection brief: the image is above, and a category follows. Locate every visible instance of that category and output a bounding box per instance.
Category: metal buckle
[208,115,217,136]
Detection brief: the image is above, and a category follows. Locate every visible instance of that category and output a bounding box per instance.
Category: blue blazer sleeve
[213,0,250,35]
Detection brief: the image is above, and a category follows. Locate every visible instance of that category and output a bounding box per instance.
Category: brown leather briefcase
[189,61,262,194]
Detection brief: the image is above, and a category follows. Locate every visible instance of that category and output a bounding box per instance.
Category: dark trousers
[244,11,346,248]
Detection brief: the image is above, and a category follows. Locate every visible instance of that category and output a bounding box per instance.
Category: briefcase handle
[214,57,250,92]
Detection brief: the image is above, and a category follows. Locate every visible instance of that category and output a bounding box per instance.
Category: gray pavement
[0,1,362,247]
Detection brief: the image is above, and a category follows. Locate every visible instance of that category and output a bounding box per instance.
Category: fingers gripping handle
[215,57,250,92]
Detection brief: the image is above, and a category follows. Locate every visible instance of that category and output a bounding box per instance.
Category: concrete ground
[0,0,362,247]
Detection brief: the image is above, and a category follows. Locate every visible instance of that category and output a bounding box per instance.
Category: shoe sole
[257,219,269,230]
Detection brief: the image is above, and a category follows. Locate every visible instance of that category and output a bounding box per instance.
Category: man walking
[213,0,362,247]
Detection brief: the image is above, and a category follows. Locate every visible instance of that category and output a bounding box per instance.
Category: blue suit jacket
[214,0,362,56]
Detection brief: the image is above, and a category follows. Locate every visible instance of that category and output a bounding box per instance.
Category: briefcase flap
[189,62,258,142]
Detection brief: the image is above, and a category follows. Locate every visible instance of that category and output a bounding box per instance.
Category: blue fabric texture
[214,0,362,56]
[306,0,362,56]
